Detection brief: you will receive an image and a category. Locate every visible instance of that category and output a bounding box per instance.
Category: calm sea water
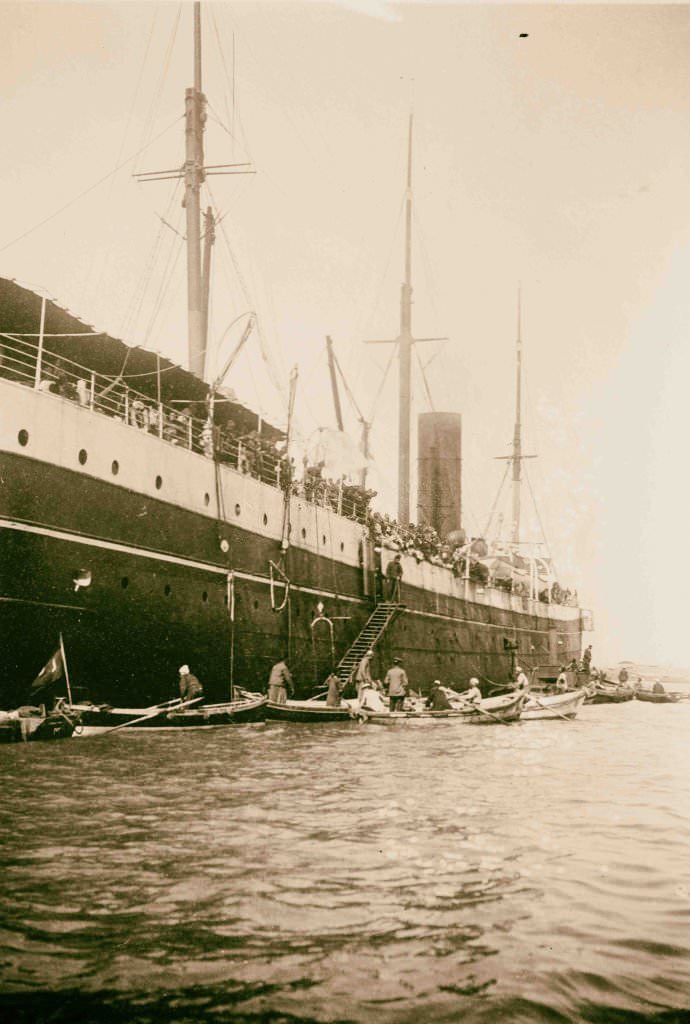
[2,698,690,1024]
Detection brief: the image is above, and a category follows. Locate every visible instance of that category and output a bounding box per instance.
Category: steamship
[0,5,587,709]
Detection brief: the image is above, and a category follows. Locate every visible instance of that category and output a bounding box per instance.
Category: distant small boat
[358,692,525,725]
[264,698,355,723]
[521,689,586,720]
[0,699,80,743]
[72,692,266,735]
[634,689,681,704]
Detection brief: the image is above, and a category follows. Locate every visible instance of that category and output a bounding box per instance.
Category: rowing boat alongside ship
[584,682,634,705]
[359,692,525,725]
[72,692,266,735]
[0,4,589,713]
[521,689,586,720]
[634,689,681,704]
[264,698,354,723]
[0,699,80,743]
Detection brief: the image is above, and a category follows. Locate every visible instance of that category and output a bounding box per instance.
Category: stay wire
[0,114,184,256]
[82,5,160,312]
[134,3,182,175]
[207,181,286,399]
[525,465,558,580]
[484,462,510,540]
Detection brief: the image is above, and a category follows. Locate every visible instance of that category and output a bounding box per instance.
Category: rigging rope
[0,115,185,257]
[134,3,182,175]
[525,466,558,580]
[206,181,287,401]
[82,6,160,313]
[484,461,510,540]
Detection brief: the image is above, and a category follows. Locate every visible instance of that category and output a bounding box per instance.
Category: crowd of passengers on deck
[370,511,578,605]
[4,351,576,601]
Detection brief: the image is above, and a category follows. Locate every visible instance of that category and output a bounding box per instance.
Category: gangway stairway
[332,602,404,688]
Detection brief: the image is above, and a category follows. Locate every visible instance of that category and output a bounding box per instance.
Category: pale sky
[2,1,690,667]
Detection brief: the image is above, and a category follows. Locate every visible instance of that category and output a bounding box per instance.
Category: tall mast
[364,117,445,524]
[511,286,522,544]
[185,1,206,378]
[397,113,414,525]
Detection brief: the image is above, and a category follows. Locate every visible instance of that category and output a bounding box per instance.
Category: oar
[455,696,512,726]
[98,697,203,736]
[527,694,575,723]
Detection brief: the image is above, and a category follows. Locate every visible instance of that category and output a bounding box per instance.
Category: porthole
[155,475,163,490]
[340,541,345,552]
[301,527,306,539]
[262,513,268,526]
[164,584,172,596]
[202,591,208,603]
[121,577,129,589]
[78,448,88,465]
[18,429,29,447]
[253,600,259,610]
[220,539,230,553]
[322,534,327,545]
[111,460,119,476]
[235,503,241,516]
[204,492,210,507]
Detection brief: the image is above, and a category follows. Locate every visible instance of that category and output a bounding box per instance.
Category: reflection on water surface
[2,701,690,1022]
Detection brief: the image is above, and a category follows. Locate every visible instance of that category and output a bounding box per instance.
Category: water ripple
[1,703,690,1021]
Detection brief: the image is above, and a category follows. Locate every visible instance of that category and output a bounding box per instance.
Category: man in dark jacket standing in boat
[267,658,293,704]
[178,665,203,702]
[385,656,408,712]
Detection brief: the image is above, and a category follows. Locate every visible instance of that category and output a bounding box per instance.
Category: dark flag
[30,649,64,694]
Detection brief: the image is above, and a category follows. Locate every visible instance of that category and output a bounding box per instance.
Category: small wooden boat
[72,691,266,734]
[584,682,634,704]
[521,689,586,720]
[358,692,525,725]
[0,698,80,743]
[634,689,681,704]
[264,697,355,723]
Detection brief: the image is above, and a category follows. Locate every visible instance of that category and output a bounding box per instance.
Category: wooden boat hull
[360,693,525,724]
[634,690,680,704]
[522,690,586,720]
[264,699,354,723]
[0,705,79,743]
[73,694,266,734]
[584,686,634,704]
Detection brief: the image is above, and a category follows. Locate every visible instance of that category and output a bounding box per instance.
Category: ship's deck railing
[0,332,370,523]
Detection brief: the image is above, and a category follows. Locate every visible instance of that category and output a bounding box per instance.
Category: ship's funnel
[417,411,462,538]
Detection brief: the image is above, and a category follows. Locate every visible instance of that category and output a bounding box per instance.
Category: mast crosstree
[134,1,253,381]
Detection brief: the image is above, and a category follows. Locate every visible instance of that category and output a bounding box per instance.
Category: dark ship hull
[0,281,584,709]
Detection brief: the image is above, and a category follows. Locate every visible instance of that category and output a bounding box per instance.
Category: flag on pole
[30,649,64,694]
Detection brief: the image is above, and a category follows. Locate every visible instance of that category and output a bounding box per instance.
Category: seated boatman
[178,664,204,702]
[426,680,452,711]
[464,677,482,705]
